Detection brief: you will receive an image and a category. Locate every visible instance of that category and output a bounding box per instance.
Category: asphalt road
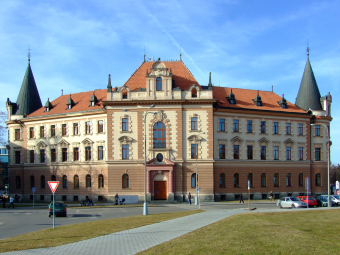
[0,201,278,240]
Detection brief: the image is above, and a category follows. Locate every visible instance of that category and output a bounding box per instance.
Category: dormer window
[192,88,197,98]
[44,98,52,112]
[66,95,74,110]
[278,94,287,109]
[122,89,127,99]
[156,77,162,91]
[227,89,236,104]
[67,105,72,109]
[89,92,97,107]
[90,101,95,107]
[254,93,262,106]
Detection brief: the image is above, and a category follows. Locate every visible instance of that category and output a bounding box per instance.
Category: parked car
[296,196,318,207]
[319,195,337,206]
[48,201,67,217]
[315,196,329,207]
[277,197,308,209]
[330,195,340,205]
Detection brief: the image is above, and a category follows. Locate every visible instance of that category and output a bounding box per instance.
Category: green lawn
[139,209,340,255]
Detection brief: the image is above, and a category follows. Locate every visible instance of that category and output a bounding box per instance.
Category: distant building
[5,51,332,202]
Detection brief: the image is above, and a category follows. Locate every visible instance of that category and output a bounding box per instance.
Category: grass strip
[139,209,340,255]
[0,210,203,252]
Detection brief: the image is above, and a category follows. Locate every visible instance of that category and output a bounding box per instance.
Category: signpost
[48,181,59,229]
[5,185,8,195]
[197,188,200,209]
[305,177,310,208]
[32,187,36,208]
[248,180,250,210]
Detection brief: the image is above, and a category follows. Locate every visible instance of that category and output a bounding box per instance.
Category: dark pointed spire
[208,72,213,90]
[295,57,322,111]
[169,68,172,75]
[15,61,42,116]
[107,74,112,92]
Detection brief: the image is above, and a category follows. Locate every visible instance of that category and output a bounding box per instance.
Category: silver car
[277,197,308,208]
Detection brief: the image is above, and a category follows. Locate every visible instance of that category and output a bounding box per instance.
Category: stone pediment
[230,136,243,143]
[258,137,270,144]
[58,139,70,147]
[187,135,203,142]
[36,141,48,149]
[82,138,94,145]
[118,136,133,142]
[284,138,295,145]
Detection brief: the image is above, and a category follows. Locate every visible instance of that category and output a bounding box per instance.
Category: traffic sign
[336,181,339,190]
[48,181,59,193]
[32,187,36,192]
[197,188,200,193]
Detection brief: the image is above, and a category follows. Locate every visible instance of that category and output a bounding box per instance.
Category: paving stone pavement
[2,206,330,255]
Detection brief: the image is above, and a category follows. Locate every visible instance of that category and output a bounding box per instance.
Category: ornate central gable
[150,61,168,76]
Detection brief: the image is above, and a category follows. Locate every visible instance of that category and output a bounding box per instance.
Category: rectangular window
[98,146,104,160]
[15,129,20,140]
[122,118,129,131]
[40,126,45,138]
[233,145,239,159]
[219,145,225,159]
[273,122,279,134]
[98,120,103,133]
[73,147,79,161]
[315,148,321,161]
[51,149,56,162]
[298,147,303,161]
[51,125,56,137]
[286,123,291,135]
[286,147,291,160]
[15,151,21,164]
[85,147,91,161]
[122,145,129,159]
[233,120,239,132]
[62,148,67,162]
[29,150,34,163]
[315,125,320,136]
[62,124,67,136]
[274,146,279,160]
[261,146,266,160]
[298,124,303,135]
[86,121,91,134]
[29,127,34,138]
[261,121,266,134]
[219,119,225,131]
[191,144,198,159]
[247,145,253,160]
[261,174,266,187]
[73,123,78,135]
[191,117,198,130]
[40,149,45,163]
[247,120,252,133]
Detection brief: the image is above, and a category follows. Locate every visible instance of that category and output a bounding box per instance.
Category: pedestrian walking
[8,196,14,208]
[88,194,94,206]
[270,191,274,201]
[187,192,192,204]
[115,193,119,205]
[239,193,244,203]
[2,195,6,208]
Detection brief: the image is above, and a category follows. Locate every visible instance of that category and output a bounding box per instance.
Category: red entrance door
[154,181,167,200]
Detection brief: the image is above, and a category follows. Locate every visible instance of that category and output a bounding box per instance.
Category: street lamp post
[194,132,205,207]
[123,104,156,215]
[311,123,331,208]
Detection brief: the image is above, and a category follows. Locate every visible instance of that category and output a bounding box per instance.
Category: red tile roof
[213,87,307,113]
[27,89,107,118]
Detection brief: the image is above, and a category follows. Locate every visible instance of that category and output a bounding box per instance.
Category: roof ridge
[123,61,146,87]
[180,61,199,85]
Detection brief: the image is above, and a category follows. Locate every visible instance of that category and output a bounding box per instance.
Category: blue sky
[0,0,339,162]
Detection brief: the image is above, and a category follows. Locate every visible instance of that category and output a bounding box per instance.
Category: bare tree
[0,111,7,146]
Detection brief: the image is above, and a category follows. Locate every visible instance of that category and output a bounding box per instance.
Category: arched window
[41,175,45,189]
[156,77,162,91]
[234,173,239,187]
[98,174,104,188]
[30,175,35,189]
[274,173,279,187]
[315,173,321,186]
[16,176,21,188]
[261,173,266,187]
[122,89,127,99]
[86,174,91,188]
[122,174,129,188]
[219,173,225,188]
[51,175,56,181]
[74,175,79,188]
[153,122,166,148]
[299,173,304,187]
[248,173,253,187]
[191,88,197,98]
[62,175,67,188]
[286,173,291,187]
[191,173,197,188]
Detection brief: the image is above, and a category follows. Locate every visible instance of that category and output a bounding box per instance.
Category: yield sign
[48,181,59,193]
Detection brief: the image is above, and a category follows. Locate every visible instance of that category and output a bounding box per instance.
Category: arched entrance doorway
[154,173,167,200]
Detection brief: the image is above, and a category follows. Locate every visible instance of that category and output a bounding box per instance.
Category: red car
[296,196,317,207]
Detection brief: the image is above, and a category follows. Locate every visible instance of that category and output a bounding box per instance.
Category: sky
[0,0,339,163]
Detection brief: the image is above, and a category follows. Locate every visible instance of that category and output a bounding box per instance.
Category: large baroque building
[5,53,332,203]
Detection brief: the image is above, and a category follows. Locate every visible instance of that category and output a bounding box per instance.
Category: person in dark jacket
[239,193,244,203]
